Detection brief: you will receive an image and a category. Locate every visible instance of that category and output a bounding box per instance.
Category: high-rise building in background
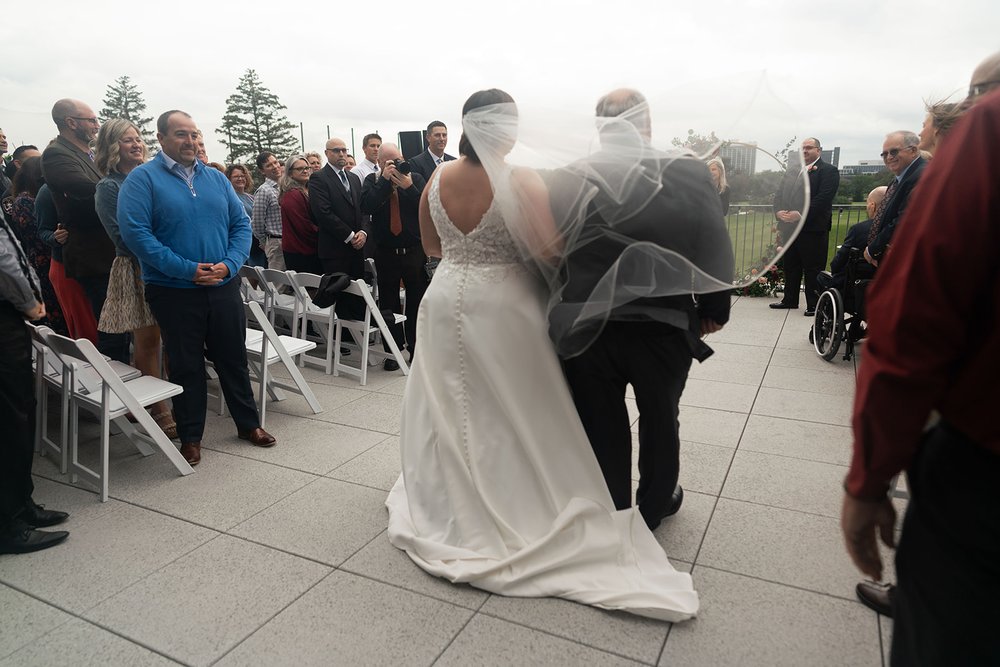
[821,146,841,167]
[719,142,757,175]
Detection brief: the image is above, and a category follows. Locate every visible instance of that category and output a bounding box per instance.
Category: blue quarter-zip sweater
[118,153,251,288]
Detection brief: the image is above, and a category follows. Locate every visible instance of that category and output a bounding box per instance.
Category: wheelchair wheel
[813,289,844,361]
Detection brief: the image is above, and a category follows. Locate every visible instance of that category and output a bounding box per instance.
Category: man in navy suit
[816,185,886,292]
[771,137,840,316]
[863,131,926,269]
[408,121,456,182]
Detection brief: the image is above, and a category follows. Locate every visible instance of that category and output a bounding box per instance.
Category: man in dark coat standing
[771,137,840,316]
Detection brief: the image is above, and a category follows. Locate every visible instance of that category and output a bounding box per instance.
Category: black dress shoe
[642,485,684,530]
[769,302,798,309]
[856,581,894,617]
[21,501,69,528]
[804,309,816,317]
[0,520,69,554]
[383,358,400,372]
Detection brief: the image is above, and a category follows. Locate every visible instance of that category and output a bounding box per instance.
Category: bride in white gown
[385,89,698,622]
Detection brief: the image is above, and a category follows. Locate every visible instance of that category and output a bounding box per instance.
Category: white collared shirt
[352,158,378,183]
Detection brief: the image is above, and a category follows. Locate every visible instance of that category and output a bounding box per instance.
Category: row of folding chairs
[28,323,193,502]
[238,263,409,385]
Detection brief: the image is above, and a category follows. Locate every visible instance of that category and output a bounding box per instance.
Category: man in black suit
[408,120,456,182]
[310,137,369,278]
[770,137,840,316]
[863,131,926,269]
[551,88,734,531]
[360,143,428,370]
[817,185,886,293]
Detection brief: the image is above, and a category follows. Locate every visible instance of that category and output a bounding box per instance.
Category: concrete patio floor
[0,296,896,666]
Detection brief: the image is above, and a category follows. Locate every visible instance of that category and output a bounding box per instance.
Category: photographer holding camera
[360,143,429,368]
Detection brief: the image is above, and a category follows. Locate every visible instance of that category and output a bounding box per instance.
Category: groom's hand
[700,319,723,336]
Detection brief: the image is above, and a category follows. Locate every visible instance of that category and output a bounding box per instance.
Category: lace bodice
[428,164,522,266]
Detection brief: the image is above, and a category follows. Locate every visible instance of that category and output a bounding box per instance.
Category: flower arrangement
[733,243,785,297]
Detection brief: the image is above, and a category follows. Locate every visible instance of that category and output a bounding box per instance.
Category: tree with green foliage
[217,69,298,165]
[99,75,157,154]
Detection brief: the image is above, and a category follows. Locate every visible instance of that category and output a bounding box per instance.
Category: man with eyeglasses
[968,51,1000,100]
[309,138,369,278]
[41,99,129,362]
[862,131,926,267]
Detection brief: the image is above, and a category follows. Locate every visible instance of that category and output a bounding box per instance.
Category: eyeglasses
[69,116,100,125]
[969,80,1000,98]
[326,147,348,153]
[292,166,311,172]
[880,146,914,159]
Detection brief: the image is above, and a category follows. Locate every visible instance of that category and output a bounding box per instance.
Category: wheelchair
[808,248,874,362]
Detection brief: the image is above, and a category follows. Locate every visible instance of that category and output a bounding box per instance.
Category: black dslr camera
[386,159,411,175]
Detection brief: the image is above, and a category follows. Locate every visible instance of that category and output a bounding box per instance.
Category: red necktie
[389,189,402,236]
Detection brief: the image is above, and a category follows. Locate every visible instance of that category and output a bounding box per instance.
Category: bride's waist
[435,259,534,285]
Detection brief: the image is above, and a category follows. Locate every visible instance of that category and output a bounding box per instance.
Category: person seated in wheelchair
[816,186,886,294]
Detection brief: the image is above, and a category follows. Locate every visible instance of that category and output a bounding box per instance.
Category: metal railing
[726,204,867,281]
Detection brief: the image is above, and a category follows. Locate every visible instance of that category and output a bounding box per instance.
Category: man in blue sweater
[118,110,276,466]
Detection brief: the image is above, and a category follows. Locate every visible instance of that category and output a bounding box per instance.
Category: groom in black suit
[551,89,734,531]
[770,137,840,316]
[310,137,370,278]
[408,121,456,182]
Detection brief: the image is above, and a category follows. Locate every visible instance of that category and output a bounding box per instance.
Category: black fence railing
[726,204,867,281]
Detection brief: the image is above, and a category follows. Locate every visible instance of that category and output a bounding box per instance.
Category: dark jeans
[781,230,829,310]
[145,280,259,443]
[890,422,1000,666]
[0,304,35,528]
[375,245,428,355]
[562,321,692,525]
[77,273,131,363]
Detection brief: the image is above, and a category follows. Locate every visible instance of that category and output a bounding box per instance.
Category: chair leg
[99,414,110,502]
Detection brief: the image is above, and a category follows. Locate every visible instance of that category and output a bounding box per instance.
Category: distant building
[841,160,886,176]
[720,142,757,175]
[821,147,841,168]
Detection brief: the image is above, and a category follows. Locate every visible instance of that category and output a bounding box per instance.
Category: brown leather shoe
[855,581,894,617]
[180,442,201,466]
[238,427,277,448]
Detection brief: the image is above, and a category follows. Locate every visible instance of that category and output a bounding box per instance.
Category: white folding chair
[242,300,323,423]
[28,324,142,474]
[333,280,409,385]
[258,268,300,335]
[286,271,339,374]
[39,331,192,502]
[238,264,266,308]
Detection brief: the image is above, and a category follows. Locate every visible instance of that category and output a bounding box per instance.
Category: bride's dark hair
[459,88,517,165]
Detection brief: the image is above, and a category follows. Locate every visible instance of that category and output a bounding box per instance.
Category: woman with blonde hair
[279,154,321,274]
[93,119,175,438]
[706,157,730,214]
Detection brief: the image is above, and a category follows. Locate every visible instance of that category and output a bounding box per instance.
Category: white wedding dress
[385,164,698,622]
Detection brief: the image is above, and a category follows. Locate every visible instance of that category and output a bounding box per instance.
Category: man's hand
[193,262,227,286]
[382,162,413,190]
[351,231,367,250]
[841,493,896,581]
[700,319,724,336]
[54,224,68,244]
[864,247,879,267]
[775,210,801,223]
[24,301,46,321]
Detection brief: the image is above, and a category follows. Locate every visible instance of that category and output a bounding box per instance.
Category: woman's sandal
[151,411,178,440]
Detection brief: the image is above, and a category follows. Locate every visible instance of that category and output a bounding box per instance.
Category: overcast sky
[3,0,996,170]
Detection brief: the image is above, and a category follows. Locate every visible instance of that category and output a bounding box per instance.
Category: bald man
[969,50,1000,99]
[309,138,369,278]
[41,98,129,362]
[817,185,887,293]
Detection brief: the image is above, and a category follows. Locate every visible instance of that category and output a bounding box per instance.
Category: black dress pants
[562,321,693,525]
[375,245,428,355]
[890,422,1000,666]
[781,230,828,310]
[144,280,259,444]
[0,304,35,528]
[77,272,131,363]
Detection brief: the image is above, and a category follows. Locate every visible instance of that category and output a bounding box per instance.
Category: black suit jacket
[409,150,456,183]
[308,165,369,276]
[360,172,426,248]
[829,218,873,276]
[41,136,115,279]
[774,158,840,234]
[548,152,734,356]
[868,157,926,259]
